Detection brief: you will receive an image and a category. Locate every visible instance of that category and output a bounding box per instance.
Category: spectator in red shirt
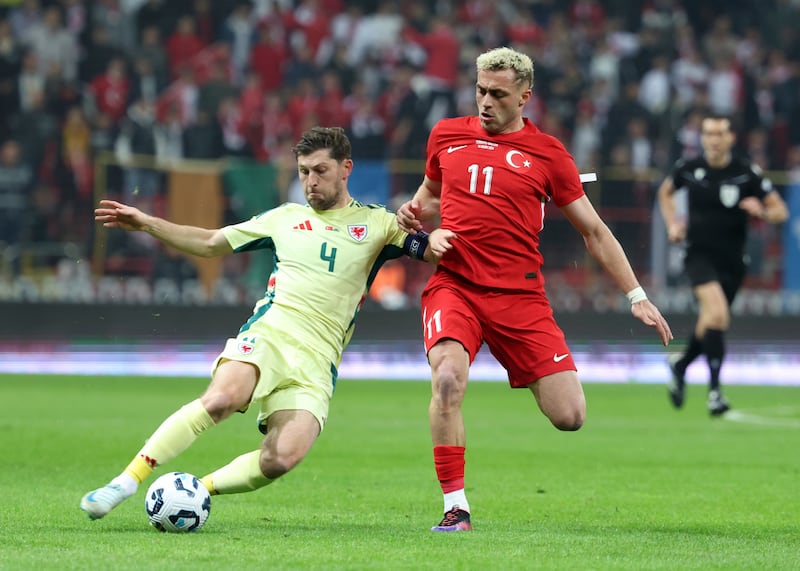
[570,0,606,41]
[256,90,293,162]
[403,16,460,91]
[284,0,330,58]
[286,77,319,139]
[457,0,495,25]
[191,42,232,85]
[506,11,544,47]
[156,65,199,127]
[316,70,347,128]
[89,57,130,122]
[249,23,287,92]
[238,71,264,152]
[165,14,206,79]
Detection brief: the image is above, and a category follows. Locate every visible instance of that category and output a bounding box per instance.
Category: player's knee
[703,310,728,329]
[200,392,244,422]
[258,448,303,480]
[550,407,585,431]
[700,301,730,329]
[431,365,467,409]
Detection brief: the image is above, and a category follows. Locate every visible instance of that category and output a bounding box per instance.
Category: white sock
[110,473,138,496]
[443,489,470,513]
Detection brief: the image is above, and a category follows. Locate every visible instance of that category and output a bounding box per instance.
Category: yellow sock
[202,450,273,495]
[123,456,153,484]
[200,474,217,495]
[128,399,215,479]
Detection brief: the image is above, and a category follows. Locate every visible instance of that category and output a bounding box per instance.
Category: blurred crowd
[1,0,799,302]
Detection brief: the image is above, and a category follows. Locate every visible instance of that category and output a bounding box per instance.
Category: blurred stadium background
[0,0,798,384]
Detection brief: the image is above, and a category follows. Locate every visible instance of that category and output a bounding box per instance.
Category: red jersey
[89,75,129,121]
[425,116,584,291]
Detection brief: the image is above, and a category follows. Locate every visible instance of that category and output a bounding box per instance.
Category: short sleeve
[222,209,278,252]
[424,122,443,183]
[548,142,585,208]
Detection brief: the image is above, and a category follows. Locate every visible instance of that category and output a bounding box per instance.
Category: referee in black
[657,114,788,416]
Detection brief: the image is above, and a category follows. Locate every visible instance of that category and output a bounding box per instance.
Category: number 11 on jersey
[468,164,493,195]
[424,308,442,339]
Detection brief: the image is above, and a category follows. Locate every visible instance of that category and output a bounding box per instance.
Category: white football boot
[80,483,132,520]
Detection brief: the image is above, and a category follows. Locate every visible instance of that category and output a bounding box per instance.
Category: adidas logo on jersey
[293,220,313,230]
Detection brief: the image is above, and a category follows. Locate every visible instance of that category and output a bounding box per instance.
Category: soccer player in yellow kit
[81,126,442,520]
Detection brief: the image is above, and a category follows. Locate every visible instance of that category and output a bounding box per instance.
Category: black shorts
[684,251,745,305]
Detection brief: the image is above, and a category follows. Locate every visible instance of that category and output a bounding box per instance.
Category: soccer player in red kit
[397,47,673,532]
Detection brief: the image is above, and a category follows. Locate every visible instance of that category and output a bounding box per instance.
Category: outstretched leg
[80,360,257,520]
[202,409,321,494]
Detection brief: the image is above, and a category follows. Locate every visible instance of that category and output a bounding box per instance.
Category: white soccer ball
[144,472,211,532]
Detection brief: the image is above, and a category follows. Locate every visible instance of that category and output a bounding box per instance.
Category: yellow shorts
[212,328,337,434]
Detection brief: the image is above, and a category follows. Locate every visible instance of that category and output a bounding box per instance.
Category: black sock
[676,333,703,373]
[703,329,725,392]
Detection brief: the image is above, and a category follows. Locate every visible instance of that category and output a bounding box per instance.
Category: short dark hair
[702,113,735,131]
[291,127,352,161]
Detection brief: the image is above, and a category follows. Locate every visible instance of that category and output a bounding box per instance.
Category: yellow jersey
[222,200,409,364]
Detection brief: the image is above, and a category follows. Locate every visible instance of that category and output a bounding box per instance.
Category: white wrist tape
[626,286,648,304]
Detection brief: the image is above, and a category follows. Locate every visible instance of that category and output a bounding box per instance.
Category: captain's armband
[403,230,430,260]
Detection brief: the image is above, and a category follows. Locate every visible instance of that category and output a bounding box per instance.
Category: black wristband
[403,230,430,260]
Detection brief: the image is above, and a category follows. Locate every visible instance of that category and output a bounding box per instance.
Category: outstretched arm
[561,195,673,346]
[94,199,233,258]
[396,176,442,234]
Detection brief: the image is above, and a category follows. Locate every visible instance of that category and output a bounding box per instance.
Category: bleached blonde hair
[475,47,534,89]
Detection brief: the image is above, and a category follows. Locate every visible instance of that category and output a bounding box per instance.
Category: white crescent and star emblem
[505,149,530,169]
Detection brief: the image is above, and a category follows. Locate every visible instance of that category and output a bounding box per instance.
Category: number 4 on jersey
[320,242,337,272]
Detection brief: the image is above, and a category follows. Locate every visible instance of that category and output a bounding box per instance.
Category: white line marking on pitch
[724,409,800,428]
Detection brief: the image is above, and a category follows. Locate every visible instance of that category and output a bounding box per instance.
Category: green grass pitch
[0,374,798,570]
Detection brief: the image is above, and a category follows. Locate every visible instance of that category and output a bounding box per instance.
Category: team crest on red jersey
[505,149,530,169]
[237,336,257,355]
[348,225,368,241]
